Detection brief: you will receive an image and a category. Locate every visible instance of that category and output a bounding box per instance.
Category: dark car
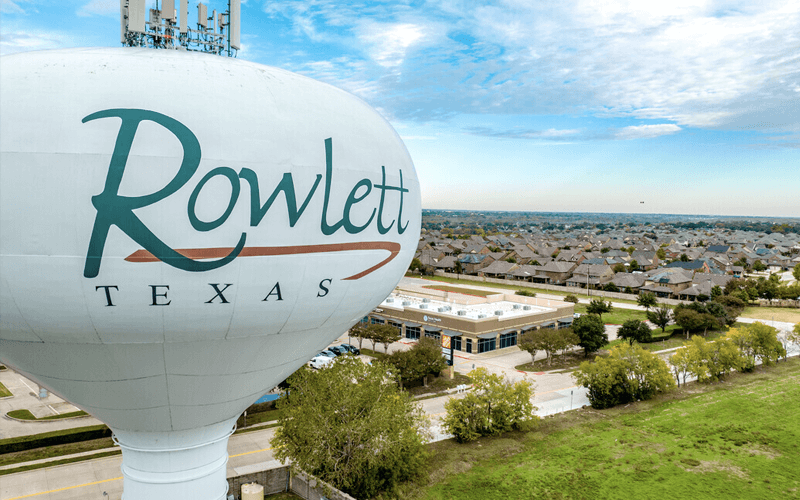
[340,344,360,355]
[327,345,348,356]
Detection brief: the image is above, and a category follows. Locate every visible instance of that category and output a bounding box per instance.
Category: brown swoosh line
[124,241,401,280]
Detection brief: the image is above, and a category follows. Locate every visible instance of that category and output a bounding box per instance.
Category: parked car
[317,350,336,358]
[328,345,348,356]
[340,343,360,355]
[309,356,334,369]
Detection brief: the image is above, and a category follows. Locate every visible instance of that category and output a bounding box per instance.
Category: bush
[443,368,537,442]
[564,294,579,304]
[0,425,111,454]
[574,343,675,409]
[515,289,536,297]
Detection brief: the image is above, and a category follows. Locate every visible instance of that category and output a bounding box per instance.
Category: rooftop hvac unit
[385,298,394,303]
[494,310,503,316]
[457,310,467,316]
[513,304,521,309]
[420,304,428,309]
[422,298,430,303]
[438,307,446,312]
[442,305,451,311]
[478,314,487,319]
[402,301,411,306]
[523,305,532,310]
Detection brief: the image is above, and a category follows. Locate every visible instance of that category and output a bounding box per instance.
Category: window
[405,326,420,340]
[478,337,496,353]
[425,329,441,342]
[466,338,473,353]
[388,321,402,332]
[452,336,462,351]
[360,316,368,324]
[370,317,384,325]
[499,331,517,348]
[542,323,555,330]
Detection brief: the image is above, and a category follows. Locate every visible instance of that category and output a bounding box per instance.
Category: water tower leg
[112,417,237,500]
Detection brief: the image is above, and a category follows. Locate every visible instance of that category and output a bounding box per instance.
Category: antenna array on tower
[120,0,240,56]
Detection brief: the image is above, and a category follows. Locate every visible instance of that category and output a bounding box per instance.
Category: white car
[309,355,334,369]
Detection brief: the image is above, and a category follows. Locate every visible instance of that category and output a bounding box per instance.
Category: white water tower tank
[0,48,420,500]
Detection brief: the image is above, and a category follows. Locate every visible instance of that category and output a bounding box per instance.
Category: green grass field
[422,285,500,297]
[393,358,800,500]
[0,381,12,398]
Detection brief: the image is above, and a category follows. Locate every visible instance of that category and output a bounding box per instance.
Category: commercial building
[366,286,575,354]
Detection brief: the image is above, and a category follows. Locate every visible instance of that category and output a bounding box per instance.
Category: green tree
[680,335,744,382]
[680,254,689,262]
[519,328,577,366]
[603,282,619,292]
[673,308,704,338]
[793,263,800,281]
[386,337,447,388]
[752,260,766,272]
[656,247,666,260]
[613,263,626,273]
[646,306,672,334]
[629,259,640,271]
[272,357,429,499]
[586,299,612,321]
[442,368,537,443]
[601,247,610,253]
[564,294,579,304]
[408,257,423,273]
[710,285,723,300]
[726,322,785,370]
[573,343,675,409]
[617,319,652,345]
[366,324,401,353]
[637,292,657,310]
[669,347,691,387]
[349,323,368,350]
[572,314,608,357]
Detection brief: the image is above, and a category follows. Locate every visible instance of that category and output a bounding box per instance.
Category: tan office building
[365,287,575,354]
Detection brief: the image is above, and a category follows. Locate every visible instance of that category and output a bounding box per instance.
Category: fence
[227,462,355,500]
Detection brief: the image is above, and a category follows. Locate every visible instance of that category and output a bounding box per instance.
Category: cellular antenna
[120,0,240,57]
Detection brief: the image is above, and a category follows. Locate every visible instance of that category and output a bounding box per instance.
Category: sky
[2,0,799,217]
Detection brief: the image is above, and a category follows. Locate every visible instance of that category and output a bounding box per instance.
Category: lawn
[0,381,11,398]
[416,276,642,305]
[391,358,800,500]
[6,409,88,420]
[573,304,650,325]
[740,306,800,324]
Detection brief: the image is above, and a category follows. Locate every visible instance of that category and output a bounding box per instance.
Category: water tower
[0,2,420,498]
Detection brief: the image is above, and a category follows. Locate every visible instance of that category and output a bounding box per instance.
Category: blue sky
[2,0,799,217]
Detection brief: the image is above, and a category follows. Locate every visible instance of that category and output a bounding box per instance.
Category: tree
[564,294,579,304]
[673,308,704,338]
[680,335,744,382]
[603,283,619,292]
[629,259,639,271]
[752,260,766,272]
[656,247,666,260]
[617,319,652,345]
[586,299,612,321]
[349,323,368,349]
[573,343,675,409]
[519,328,577,366]
[680,254,689,262]
[669,347,691,387]
[793,263,800,281]
[710,285,723,300]
[646,306,672,334]
[572,314,608,357]
[366,324,401,353]
[612,263,626,273]
[637,292,657,310]
[727,322,785,370]
[408,257,423,273]
[386,337,447,388]
[443,368,536,443]
[272,357,429,499]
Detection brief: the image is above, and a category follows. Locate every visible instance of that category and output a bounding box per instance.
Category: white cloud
[615,124,682,140]
[0,30,72,55]
[357,22,425,68]
[77,0,118,17]
[1,0,26,14]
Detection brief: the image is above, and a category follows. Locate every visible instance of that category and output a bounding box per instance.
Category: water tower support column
[112,417,237,500]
